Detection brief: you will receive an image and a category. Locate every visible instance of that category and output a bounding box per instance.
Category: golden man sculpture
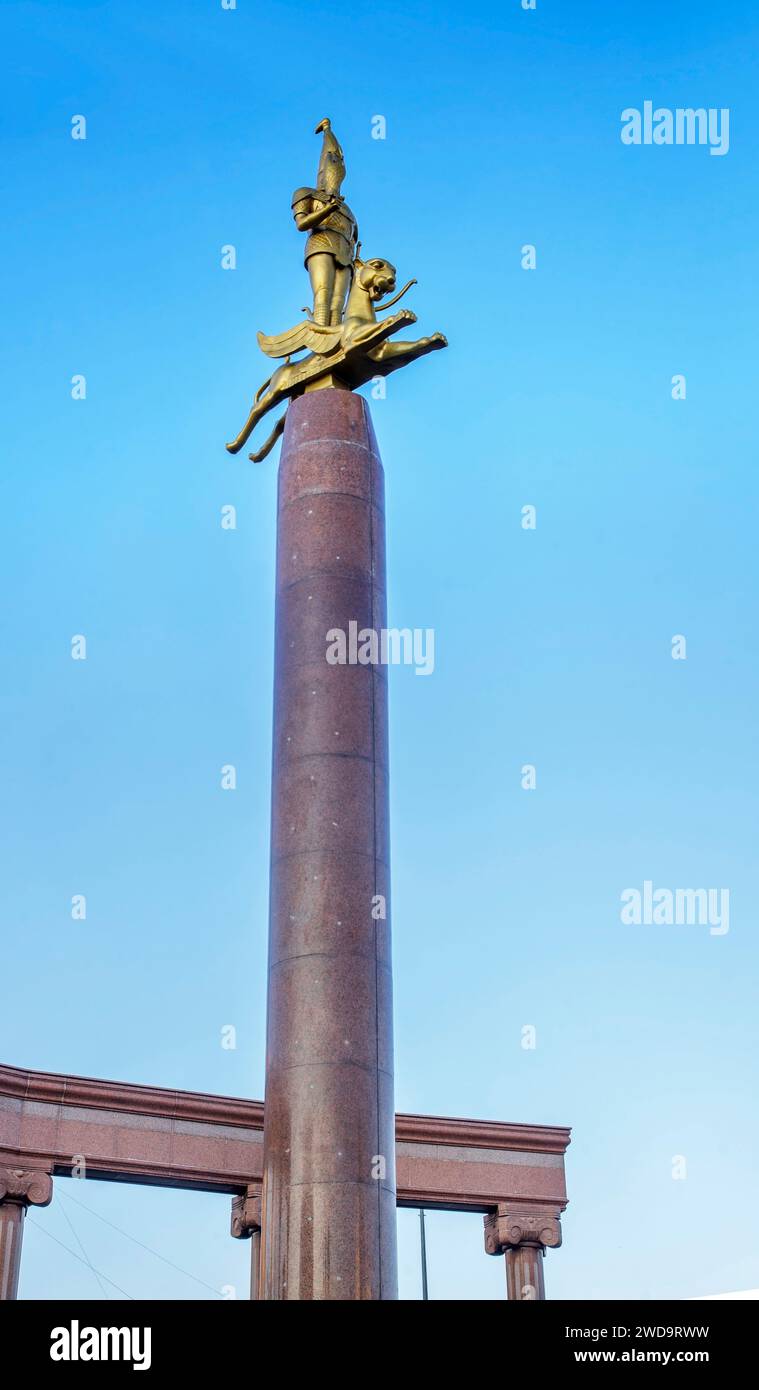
[293,118,358,328]
[226,119,447,462]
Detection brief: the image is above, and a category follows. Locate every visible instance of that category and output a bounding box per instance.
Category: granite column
[0,1168,53,1300]
[259,389,397,1300]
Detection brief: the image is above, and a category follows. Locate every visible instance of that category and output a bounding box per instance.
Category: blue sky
[2,0,758,1299]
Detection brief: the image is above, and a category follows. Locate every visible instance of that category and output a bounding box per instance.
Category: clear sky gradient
[2,0,758,1300]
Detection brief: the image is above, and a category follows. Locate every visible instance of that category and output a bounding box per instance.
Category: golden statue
[292,119,358,327]
[226,120,447,462]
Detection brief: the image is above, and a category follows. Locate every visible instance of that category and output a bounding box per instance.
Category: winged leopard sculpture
[225,256,447,462]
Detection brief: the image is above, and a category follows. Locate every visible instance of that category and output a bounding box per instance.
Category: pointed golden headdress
[314,117,345,195]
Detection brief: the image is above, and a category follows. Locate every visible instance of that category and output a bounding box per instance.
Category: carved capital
[0,1167,53,1209]
[231,1188,261,1240]
[484,1204,562,1256]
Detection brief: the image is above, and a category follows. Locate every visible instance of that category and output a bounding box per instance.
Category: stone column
[259,388,397,1300]
[484,1204,562,1301]
[0,1167,53,1300]
[231,1188,262,1300]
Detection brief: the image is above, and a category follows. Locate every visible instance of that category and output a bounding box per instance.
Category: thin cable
[60,1188,225,1297]
[59,1200,111,1300]
[26,1219,135,1300]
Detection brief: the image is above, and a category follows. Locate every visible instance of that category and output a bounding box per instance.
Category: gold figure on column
[292,119,358,325]
[225,118,447,462]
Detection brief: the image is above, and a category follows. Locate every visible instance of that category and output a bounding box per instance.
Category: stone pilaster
[484,1203,562,1301]
[231,1187,262,1300]
[0,1167,53,1300]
